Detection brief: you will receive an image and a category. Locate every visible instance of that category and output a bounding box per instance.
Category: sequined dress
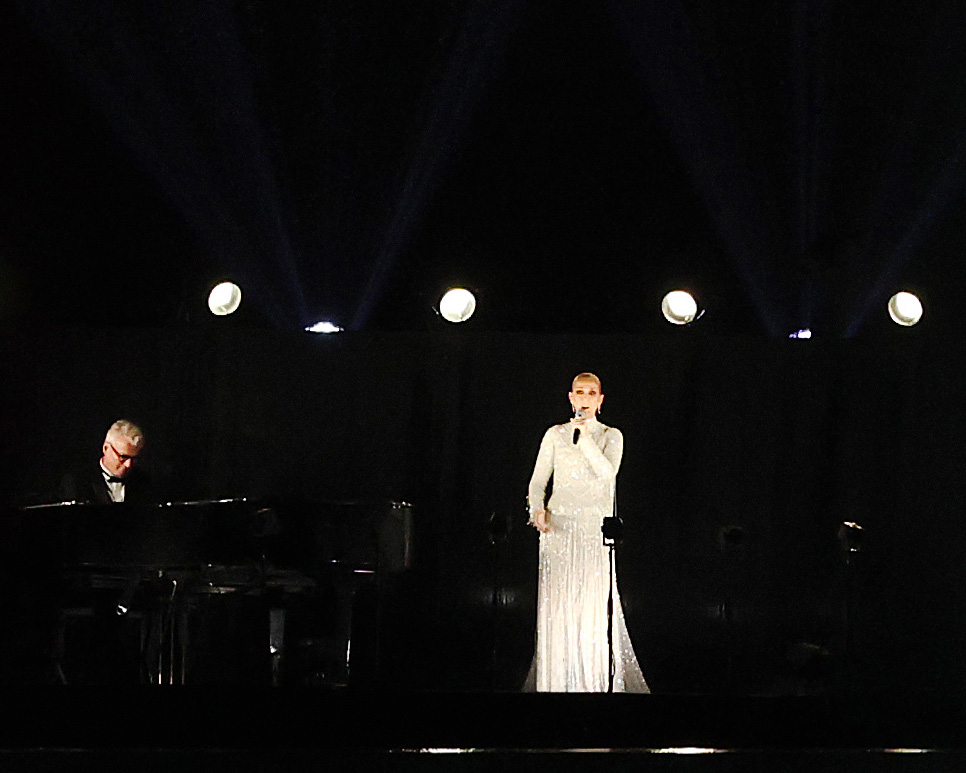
[525,418,649,693]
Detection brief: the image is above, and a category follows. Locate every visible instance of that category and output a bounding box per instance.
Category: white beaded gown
[525,417,649,693]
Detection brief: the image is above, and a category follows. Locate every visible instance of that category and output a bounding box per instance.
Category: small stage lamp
[837,521,865,556]
[661,290,699,325]
[208,281,242,316]
[305,321,344,334]
[438,288,476,323]
[888,292,923,327]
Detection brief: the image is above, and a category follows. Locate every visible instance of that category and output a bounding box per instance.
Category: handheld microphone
[573,409,586,444]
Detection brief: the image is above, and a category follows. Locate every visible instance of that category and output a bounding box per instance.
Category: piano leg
[141,575,183,685]
[178,604,190,685]
[269,607,285,686]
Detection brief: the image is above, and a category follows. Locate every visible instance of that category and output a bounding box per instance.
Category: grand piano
[0,497,414,686]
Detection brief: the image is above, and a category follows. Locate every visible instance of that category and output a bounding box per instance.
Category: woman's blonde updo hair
[572,372,602,391]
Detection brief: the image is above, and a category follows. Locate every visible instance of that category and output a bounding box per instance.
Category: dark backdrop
[1,322,964,695]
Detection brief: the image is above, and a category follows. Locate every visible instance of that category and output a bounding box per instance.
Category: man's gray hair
[105,419,145,449]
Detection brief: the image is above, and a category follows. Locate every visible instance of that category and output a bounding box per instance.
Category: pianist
[60,419,156,504]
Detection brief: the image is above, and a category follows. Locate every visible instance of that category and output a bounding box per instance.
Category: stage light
[438,288,476,323]
[208,281,242,316]
[789,329,812,339]
[888,292,923,326]
[305,321,344,334]
[837,521,865,555]
[661,290,698,325]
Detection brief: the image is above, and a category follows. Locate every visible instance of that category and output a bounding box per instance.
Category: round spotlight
[439,288,476,323]
[888,292,923,327]
[661,290,698,325]
[208,281,242,316]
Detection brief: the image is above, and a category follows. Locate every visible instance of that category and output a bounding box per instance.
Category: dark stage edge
[1,689,965,771]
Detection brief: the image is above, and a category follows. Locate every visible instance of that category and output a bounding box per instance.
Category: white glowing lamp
[208,281,242,316]
[888,292,923,327]
[439,288,476,323]
[661,290,698,325]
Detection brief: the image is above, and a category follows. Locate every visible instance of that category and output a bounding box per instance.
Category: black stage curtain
[1,323,963,695]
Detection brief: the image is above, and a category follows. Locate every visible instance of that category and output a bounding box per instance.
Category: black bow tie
[105,475,125,484]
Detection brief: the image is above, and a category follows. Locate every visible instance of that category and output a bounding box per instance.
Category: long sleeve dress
[525,417,649,693]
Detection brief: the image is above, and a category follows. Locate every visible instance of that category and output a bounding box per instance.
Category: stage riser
[0,749,961,772]
[0,691,963,761]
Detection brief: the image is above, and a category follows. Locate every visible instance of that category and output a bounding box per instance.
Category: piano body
[0,498,414,686]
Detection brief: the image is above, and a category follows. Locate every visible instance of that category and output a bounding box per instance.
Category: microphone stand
[580,415,621,693]
[601,510,622,694]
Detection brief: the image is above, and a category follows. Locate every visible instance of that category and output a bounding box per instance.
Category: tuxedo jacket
[59,464,158,506]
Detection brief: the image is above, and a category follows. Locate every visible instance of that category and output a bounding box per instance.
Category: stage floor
[0,688,964,770]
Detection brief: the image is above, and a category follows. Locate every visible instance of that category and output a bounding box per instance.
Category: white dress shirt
[99,463,125,503]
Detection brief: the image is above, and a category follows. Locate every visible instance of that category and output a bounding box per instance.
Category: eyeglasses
[109,443,141,463]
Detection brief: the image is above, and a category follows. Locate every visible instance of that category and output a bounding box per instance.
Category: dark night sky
[2,1,965,336]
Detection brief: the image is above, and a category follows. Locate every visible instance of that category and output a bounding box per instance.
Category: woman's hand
[531,509,550,533]
[570,415,589,441]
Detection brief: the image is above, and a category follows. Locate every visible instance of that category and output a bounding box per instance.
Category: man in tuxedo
[52,419,158,684]
[60,419,155,504]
